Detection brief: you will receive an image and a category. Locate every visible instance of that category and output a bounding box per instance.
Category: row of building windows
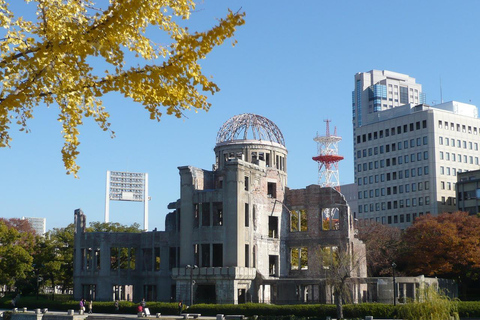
[358,196,431,213]
[357,136,428,159]
[440,181,456,190]
[358,167,429,186]
[439,151,479,164]
[359,211,429,226]
[356,120,427,144]
[359,181,430,199]
[357,153,429,172]
[441,196,456,206]
[438,136,479,150]
[439,166,469,176]
[438,120,480,135]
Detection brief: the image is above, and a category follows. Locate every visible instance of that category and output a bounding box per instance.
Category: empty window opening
[202,203,210,226]
[320,246,338,272]
[290,247,308,270]
[112,285,133,301]
[212,244,223,267]
[110,247,135,270]
[321,208,340,230]
[193,244,199,266]
[81,248,86,270]
[245,244,250,267]
[201,244,210,267]
[82,284,96,301]
[217,177,223,189]
[251,152,258,164]
[267,182,277,198]
[238,288,246,304]
[269,255,278,276]
[244,176,249,191]
[213,202,223,226]
[194,204,199,228]
[169,247,178,270]
[86,248,92,270]
[245,203,249,227]
[268,216,278,238]
[143,285,157,301]
[290,209,307,232]
[95,249,101,270]
[154,247,161,271]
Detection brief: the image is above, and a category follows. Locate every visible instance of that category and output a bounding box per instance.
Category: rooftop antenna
[440,76,443,104]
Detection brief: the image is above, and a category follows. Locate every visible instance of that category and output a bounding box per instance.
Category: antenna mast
[312,120,344,191]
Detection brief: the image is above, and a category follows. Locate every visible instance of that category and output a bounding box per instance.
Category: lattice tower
[312,120,344,191]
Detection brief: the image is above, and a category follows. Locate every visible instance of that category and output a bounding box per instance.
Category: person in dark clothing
[178,300,183,315]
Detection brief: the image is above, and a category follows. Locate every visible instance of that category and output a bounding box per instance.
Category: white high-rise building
[353,70,480,228]
[352,70,426,129]
[21,217,46,237]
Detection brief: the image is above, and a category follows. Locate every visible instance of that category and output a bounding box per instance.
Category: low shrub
[458,301,480,318]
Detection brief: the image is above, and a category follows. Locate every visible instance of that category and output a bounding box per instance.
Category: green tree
[0,0,245,176]
[0,220,35,291]
[87,221,141,233]
[47,223,75,293]
[33,235,62,298]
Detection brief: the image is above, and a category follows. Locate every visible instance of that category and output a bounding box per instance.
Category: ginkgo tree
[0,0,245,176]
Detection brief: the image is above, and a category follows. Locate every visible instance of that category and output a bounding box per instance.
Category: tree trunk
[49,273,55,300]
[335,288,343,319]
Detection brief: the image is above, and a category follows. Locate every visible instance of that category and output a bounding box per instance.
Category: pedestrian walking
[114,300,119,313]
[79,299,85,314]
[88,300,93,314]
[178,300,183,315]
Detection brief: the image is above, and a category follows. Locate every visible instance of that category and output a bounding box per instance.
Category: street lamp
[392,262,397,306]
[185,265,198,306]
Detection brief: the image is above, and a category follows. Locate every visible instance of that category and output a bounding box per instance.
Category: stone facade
[73,114,367,304]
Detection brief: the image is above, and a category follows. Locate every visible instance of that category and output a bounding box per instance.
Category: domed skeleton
[216,113,285,146]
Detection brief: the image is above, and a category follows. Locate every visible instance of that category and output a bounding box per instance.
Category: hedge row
[0,296,179,315]
[1,296,480,319]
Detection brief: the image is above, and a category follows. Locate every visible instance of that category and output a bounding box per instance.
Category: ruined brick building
[74,113,367,304]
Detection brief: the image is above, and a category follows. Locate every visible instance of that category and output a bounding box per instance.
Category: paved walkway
[1,309,217,320]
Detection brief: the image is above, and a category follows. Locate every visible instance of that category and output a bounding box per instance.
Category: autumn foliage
[359,211,480,288]
[401,212,480,281]
[0,0,245,176]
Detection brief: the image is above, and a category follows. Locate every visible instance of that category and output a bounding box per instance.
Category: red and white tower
[312,120,344,191]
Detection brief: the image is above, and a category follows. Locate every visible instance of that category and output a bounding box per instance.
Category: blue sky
[2,0,480,231]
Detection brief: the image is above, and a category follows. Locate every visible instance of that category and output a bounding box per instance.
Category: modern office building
[21,216,46,237]
[457,169,480,215]
[353,70,480,228]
